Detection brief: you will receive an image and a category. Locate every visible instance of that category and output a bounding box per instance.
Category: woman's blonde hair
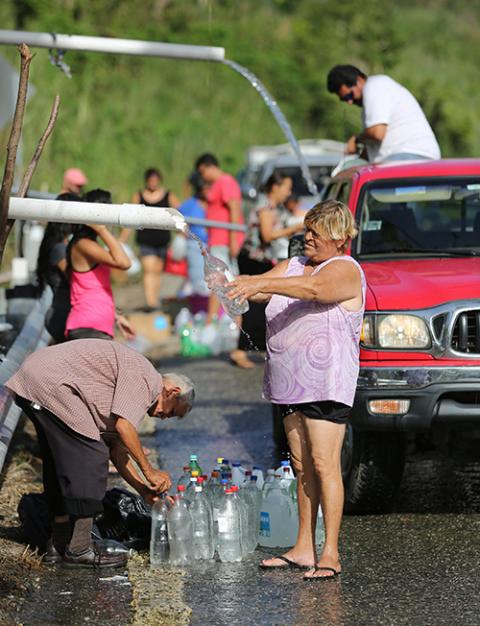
[304,200,358,253]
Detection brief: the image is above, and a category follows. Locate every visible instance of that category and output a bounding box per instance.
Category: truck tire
[342,425,406,514]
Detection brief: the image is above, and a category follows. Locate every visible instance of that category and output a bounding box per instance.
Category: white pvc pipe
[8,197,187,231]
[0,29,225,62]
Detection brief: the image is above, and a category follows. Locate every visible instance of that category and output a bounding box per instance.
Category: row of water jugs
[150,455,324,566]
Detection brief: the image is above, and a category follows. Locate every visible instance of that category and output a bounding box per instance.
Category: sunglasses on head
[340,91,355,102]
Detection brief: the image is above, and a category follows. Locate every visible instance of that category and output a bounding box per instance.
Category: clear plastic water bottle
[150,494,170,566]
[279,465,295,491]
[252,466,264,490]
[204,252,249,318]
[230,486,249,557]
[248,476,262,544]
[231,462,246,487]
[239,480,257,553]
[190,479,215,560]
[213,457,224,472]
[177,466,192,489]
[167,485,193,566]
[185,470,199,502]
[189,454,203,475]
[262,469,275,496]
[217,487,242,562]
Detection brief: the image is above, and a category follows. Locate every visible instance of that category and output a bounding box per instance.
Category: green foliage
[0,0,478,201]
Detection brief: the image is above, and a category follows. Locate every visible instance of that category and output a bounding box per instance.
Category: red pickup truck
[323,159,480,513]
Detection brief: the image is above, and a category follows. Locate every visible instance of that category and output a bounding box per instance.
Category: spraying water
[223,59,318,196]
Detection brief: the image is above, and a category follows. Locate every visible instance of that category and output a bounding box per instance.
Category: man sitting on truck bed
[327,64,441,164]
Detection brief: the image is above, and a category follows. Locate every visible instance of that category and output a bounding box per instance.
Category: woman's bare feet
[260,548,315,569]
[303,551,342,579]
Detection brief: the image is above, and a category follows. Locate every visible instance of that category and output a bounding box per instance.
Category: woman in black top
[121,168,180,311]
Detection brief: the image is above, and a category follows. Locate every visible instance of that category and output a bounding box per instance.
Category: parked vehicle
[238,139,344,205]
[313,159,480,513]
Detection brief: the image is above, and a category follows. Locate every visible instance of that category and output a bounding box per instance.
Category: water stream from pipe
[223,59,318,196]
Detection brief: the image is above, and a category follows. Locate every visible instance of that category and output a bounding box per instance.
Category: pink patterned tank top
[65,264,115,337]
[264,255,366,407]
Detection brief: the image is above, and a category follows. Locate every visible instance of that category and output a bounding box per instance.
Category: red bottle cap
[177,485,185,492]
[231,485,239,492]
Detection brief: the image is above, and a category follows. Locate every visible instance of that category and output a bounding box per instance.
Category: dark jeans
[15,396,109,518]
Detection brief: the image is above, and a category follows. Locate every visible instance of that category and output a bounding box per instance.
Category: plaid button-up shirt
[6,339,162,440]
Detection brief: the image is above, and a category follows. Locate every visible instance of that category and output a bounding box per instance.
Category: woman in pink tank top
[229,200,365,580]
[65,189,135,341]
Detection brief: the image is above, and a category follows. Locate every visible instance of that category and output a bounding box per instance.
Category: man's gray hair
[163,372,195,415]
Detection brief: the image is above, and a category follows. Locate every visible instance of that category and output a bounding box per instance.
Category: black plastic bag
[94,488,152,550]
[18,488,151,552]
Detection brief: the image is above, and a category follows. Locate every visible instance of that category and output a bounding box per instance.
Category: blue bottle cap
[221,472,229,479]
[280,460,289,466]
[232,462,241,467]
[252,466,262,471]
[251,476,258,481]
[220,479,229,485]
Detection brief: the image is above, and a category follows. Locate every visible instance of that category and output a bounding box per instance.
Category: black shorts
[138,244,167,260]
[278,401,350,425]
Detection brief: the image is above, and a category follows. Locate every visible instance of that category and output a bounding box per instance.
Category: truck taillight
[368,399,410,415]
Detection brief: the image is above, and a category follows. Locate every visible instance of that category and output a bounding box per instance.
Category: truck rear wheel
[342,425,406,514]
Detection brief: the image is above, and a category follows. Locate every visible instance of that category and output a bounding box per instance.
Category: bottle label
[259,512,270,537]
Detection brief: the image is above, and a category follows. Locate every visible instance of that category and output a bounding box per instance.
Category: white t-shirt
[361,75,441,163]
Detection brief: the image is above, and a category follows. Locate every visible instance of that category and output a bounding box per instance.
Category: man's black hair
[327,65,367,93]
[195,153,219,170]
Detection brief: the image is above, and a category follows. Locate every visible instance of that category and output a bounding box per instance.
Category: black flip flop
[259,555,313,571]
[304,566,341,581]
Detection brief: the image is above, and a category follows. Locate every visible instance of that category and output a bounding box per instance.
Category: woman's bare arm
[231,259,290,303]
[74,225,131,270]
[229,259,362,304]
[258,209,303,243]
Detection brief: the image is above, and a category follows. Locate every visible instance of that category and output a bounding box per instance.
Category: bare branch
[17,95,61,198]
[0,44,34,265]
[0,94,62,249]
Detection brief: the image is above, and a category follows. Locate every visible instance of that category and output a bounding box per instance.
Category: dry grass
[0,448,43,624]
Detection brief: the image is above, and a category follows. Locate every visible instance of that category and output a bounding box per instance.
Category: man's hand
[346,135,358,155]
[144,468,172,494]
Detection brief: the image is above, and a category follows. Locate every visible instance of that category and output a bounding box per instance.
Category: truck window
[337,182,352,205]
[355,178,480,257]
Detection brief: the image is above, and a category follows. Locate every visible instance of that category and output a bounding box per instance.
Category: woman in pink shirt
[228,200,365,580]
[65,189,134,341]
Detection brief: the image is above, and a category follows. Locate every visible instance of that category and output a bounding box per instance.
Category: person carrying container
[5,339,195,569]
[327,64,441,163]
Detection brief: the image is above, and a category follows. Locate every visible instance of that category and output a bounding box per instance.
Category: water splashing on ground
[223,59,318,197]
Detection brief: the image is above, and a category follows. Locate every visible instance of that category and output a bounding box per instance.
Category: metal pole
[0,29,225,62]
[8,197,187,231]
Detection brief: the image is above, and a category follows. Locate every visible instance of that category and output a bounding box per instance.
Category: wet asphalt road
[154,354,480,626]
